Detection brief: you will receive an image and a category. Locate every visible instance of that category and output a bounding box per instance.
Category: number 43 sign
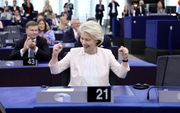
[87,87,111,102]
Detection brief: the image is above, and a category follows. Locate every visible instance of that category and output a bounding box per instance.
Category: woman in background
[157,0,165,14]
[12,10,22,26]
[38,19,55,45]
[122,4,130,17]
[58,12,69,33]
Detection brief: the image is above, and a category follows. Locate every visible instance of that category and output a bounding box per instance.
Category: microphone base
[133,83,149,90]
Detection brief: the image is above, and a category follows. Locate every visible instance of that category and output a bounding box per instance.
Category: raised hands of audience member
[118,46,129,62]
[29,39,36,50]
[22,37,31,52]
[23,37,36,52]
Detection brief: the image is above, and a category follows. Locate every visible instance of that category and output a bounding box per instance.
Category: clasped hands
[23,37,36,52]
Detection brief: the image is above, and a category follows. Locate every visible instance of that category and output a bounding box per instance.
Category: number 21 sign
[87,87,111,102]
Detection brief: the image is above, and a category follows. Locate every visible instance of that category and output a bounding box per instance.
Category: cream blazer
[49,47,130,86]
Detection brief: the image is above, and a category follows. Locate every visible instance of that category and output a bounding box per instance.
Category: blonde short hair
[79,21,104,46]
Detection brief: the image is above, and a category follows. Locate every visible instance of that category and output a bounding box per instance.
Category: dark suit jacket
[62,27,77,43]
[95,4,104,18]
[9,36,50,62]
[22,3,34,19]
[108,1,119,16]
[62,28,82,47]
[135,6,146,16]
[11,6,20,12]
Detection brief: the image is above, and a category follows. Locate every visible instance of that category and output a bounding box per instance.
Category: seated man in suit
[9,21,50,62]
[62,18,81,46]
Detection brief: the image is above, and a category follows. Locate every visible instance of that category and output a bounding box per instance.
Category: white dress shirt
[112,2,116,13]
[49,47,130,86]
[73,28,79,41]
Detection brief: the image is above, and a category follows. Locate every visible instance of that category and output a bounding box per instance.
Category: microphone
[132,83,157,100]
[146,86,158,100]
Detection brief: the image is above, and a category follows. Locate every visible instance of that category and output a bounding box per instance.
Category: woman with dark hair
[12,10,22,26]
[38,19,55,45]
[157,0,165,14]
[58,12,69,33]
[122,4,130,17]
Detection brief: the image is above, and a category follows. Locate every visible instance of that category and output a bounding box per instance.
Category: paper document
[46,87,74,92]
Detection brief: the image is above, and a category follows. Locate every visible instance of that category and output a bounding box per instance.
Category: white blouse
[49,47,130,86]
[82,53,99,85]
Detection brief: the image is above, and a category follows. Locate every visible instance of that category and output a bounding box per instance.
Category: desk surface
[0,86,180,113]
[0,60,156,86]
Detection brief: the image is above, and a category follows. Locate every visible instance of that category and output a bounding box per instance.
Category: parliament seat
[156,55,180,86]
[145,20,180,63]
[123,16,177,54]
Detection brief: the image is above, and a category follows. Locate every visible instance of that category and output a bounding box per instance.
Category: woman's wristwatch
[122,59,128,62]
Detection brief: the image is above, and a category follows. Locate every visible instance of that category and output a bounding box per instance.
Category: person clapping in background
[9,21,50,62]
[42,0,53,19]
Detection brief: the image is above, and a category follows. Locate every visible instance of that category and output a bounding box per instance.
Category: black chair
[4,25,23,47]
[100,35,112,48]
[32,11,38,20]
[1,20,12,27]
[156,55,180,86]
[0,102,6,113]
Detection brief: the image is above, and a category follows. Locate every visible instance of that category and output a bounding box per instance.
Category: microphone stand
[146,86,158,100]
